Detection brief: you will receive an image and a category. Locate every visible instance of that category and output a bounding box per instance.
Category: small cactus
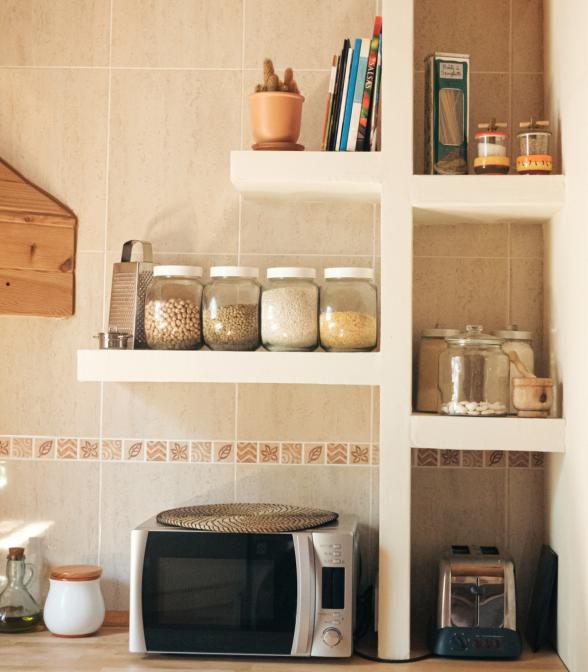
[254,58,300,94]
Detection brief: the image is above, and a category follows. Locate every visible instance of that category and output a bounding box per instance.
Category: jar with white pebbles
[261,267,319,351]
[438,325,509,416]
[144,265,203,350]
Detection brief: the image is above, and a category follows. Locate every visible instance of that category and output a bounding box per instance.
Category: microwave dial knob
[322,627,342,647]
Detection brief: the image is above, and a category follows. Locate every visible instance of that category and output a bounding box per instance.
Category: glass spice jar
[144,266,203,350]
[320,268,377,352]
[474,120,510,175]
[261,267,319,352]
[438,325,509,416]
[203,267,261,351]
[516,119,552,174]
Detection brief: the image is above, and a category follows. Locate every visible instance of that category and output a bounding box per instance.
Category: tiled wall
[414,0,545,173]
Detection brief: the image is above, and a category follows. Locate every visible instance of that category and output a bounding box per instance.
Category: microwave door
[140,531,299,655]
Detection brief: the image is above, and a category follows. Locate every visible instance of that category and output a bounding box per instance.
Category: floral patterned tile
[531,451,545,468]
[461,450,484,468]
[281,443,302,465]
[191,441,212,463]
[35,438,55,459]
[0,437,10,457]
[303,443,324,465]
[146,440,167,462]
[485,451,506,468]
[101,439,122,460]
[11,438,32,458]
[259,442,279,463]
[371,444,380,465]
[57,438,78,460]
[125,440,145,461]
[237,442,258,463]
[439,449,460,467]
[214,442,234,463]
[79,439,99,460]
[349,444,369,465]
[417,448,438,467]
[327,443,348,465]
[169,441,189,462]
[508,451,530,468]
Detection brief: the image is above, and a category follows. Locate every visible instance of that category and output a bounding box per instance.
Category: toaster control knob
[322,627,342,647]
[450,634,469,652]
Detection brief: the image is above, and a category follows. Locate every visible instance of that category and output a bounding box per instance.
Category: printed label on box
[440,63,464,80]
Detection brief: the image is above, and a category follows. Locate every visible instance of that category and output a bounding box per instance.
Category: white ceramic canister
[492,325,534,414]
[44,564,105,637]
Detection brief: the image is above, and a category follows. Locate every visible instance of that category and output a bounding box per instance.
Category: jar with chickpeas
[144,266,203,350]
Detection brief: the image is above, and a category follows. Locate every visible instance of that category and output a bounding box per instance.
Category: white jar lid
[210,266,259,279]
[267,267,316,280]
[324,267,375,280]
[153,265,203,278]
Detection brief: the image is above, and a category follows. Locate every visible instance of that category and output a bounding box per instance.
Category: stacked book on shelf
[321,16,382,152]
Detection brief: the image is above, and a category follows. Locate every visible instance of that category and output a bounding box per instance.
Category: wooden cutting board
[0,158,76,316]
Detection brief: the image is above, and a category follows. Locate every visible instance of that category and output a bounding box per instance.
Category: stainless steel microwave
[129,514,359,657]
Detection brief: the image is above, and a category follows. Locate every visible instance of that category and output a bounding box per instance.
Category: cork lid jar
[50,564,102,581]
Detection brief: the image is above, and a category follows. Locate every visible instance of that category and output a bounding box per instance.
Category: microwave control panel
[311,532,353,657]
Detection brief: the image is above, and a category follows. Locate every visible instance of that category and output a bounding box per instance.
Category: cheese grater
[108,240,153,349]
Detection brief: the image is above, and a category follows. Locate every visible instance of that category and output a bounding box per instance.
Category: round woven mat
[156,503,338,533]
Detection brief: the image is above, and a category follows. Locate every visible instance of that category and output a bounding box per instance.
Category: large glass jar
[203,266,260,350]
[438,325,509,416]
[144,265,203,350]
[261,267,319,352]
[320,268,377,352]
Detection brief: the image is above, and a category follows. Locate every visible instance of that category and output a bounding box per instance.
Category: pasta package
[425,53,470,175]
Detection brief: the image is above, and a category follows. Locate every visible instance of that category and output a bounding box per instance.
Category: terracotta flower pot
[247,92,305,150]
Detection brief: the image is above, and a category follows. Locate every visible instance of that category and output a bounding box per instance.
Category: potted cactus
[248,59,305,150]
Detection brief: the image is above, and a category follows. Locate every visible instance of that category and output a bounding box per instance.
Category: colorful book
[321,55,338,151]
[340,39,362,151]
[346,38,370,152]
[328,39,350,150]
[369,32,382,151]
[335,45,354,150]
[356,16,382,151]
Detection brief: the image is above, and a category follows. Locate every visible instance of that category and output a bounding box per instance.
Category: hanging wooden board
[0,158,76,316]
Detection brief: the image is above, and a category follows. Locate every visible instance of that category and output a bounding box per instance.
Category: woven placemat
[156,503,338,533]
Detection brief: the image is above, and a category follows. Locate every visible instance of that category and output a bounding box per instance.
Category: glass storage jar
[203,266,260,351]
[320,268,377,352]
[474,122,510,175]
[416,327,459,412]
[492,325,534,414]
[516,119,552,174]
[261,267,319,352]
[144,265,203,350]
[438,325,509,416]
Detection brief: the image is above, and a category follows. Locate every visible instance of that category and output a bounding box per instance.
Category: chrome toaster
[433,545,522,659]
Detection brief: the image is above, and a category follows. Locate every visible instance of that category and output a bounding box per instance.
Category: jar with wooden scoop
[508,351,554,418]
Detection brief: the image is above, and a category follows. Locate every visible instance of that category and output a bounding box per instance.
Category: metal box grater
[108,240,153,349]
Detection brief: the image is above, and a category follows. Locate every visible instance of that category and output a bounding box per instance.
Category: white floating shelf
[77,350,382,386]
[410,413,565,453]
[411,175,566,224]
[230,151,383,202]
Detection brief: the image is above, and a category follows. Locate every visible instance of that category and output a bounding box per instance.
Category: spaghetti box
[425,53,470,175]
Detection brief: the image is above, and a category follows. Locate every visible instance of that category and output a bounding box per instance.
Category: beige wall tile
[510,222,544,258]
[414,0,510,72]
[0,252,102,436]
[239,254,376,280]
[112,0,243,68]
[0,461,99,601]
[0,69,109,251]
[244,0,377,70]
[237,384,371,442]
[414,223,509,257]
[512,0,544,73]
[102,383,235,439]
[510,257,544,372]
[411,467,507,637]
[240,200,373,256]
[0,0,109,66]
[107,70,241,254]
[469,73,511,172]
[99,462,234,608]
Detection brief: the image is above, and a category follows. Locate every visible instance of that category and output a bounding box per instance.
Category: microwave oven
[129,514,359,657]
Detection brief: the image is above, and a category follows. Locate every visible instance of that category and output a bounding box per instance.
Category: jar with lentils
[203,266,260,350]
[144,265,203,350]
[320,268,378,352]
[261,267,319,352]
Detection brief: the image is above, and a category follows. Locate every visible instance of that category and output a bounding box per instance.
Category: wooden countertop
[0,627,567,671]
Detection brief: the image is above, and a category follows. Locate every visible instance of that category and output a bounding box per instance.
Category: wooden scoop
[507,350,536,378]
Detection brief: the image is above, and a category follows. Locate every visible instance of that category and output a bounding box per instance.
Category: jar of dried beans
[203,267,260,350]
[144,266,203,350]
[320,268,377,352]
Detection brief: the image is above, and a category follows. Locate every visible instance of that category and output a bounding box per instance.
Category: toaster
[433,545,522,659]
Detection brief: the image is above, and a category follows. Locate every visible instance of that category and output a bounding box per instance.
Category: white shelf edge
[77,350,382,386]
[410,413,565,453]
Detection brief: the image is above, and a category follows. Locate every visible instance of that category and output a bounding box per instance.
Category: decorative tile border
[0,436,544,468]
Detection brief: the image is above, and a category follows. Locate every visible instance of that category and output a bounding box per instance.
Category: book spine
[340,38,362,152]
[356,16,382,151]
[369,33,383,151]
[335,46,354,150]
[328,39,350,151]
[321,55,338,151]
[347,38,370,152]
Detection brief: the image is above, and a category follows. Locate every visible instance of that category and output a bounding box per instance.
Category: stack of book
[321,16,382,152]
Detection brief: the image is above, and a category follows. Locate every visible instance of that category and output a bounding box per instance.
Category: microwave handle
[291,533,315,655]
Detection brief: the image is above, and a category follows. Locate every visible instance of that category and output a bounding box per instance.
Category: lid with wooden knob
[50,564,102,581]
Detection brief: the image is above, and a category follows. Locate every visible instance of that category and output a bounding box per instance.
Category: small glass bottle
[0,547,41,633]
